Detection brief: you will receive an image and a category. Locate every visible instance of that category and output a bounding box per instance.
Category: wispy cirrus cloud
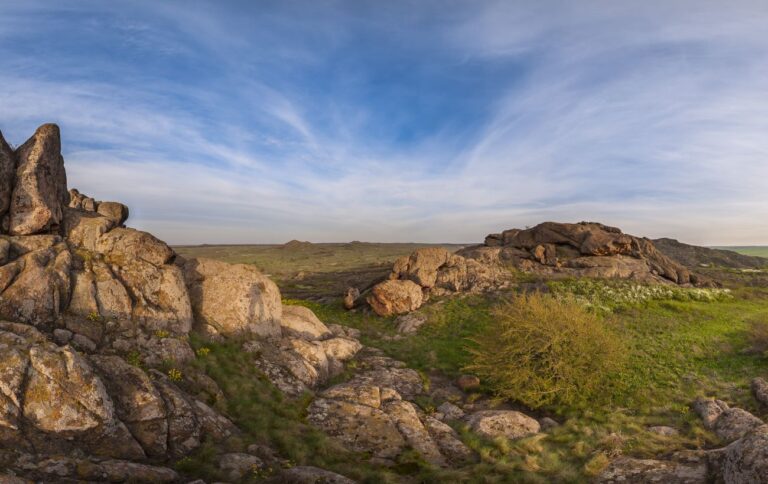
[0,1,766,245]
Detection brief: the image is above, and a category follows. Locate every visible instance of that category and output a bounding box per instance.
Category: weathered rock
[597,456,708,483]
[466,410,540,440]
[384,399,446,466]
[395,313,427,334]
[218,452,263,481]
[0,131,15,231]
[180,257,281,338]
[267,466,356,484]
[367,279,424,316]
[752,377,768,406]
[436,401,465,421]
[96,201,129,226]
[307,397,406,459]
[722,424,768,483]
[692,397,730,429]
[456,374,480,392]
[0,241,71,326]
[281,305,332,340]
[0,324,145,460]
[90,355,168,457]
[343,287,360,309]
[425,417,475,465]
[648,425,679,437]
[391,247,452,288]
[9,124,68,236]
[713,408,764,443]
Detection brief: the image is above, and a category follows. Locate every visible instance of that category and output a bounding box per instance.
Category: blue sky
[1,1,767,245]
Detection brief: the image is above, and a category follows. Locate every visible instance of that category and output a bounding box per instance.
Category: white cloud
[1,1,767,245]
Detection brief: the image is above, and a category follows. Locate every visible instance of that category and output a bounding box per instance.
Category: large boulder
[8,124,68,236]
[180,257,281,338]
[367,279,424,317]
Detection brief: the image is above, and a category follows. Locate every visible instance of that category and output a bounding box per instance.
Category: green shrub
[467,292,625,409]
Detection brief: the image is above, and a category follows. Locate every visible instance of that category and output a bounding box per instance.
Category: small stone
[648,425,679,437]
[218,453,263,481]
[539,417,560,431]
[343,287,360,310]
[456,374,481,391]
[437,402,465,421]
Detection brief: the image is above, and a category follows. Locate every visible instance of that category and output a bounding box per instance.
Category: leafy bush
[467,292,625,409]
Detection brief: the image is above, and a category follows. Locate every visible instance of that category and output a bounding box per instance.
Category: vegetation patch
[467,293,625,409]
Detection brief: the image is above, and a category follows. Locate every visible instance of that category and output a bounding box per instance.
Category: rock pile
[366,247,508,316]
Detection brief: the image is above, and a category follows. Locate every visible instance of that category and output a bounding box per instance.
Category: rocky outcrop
[0,124,369,481]
[468,222,711,286]
[8,125,68,236]
[306,350,477,467]
[180,256,282,338]
[0,323,232,462]
[366,246,510,316]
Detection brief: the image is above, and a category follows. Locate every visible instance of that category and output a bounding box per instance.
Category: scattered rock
[539,417,560,432]
[395,313,427,334]
[648,425,679,437]
[466,410,541,440]
[218,453,263,481]
[424,417,476,464]
[752,377,768,406]
[437,402,465,421]
[343,287,360,309]
[456,374,480,392]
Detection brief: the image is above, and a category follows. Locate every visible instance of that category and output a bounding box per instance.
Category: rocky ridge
[0,125,368,481]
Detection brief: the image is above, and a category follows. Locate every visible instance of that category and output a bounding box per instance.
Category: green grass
[172,244,768,482]
[284,287,768,481]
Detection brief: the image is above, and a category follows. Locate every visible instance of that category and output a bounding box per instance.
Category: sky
[0,1,766,245]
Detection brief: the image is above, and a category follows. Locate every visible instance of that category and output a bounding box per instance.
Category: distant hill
[653,238,768,269]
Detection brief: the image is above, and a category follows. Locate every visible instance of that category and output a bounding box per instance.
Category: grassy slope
[173,244,768,482]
